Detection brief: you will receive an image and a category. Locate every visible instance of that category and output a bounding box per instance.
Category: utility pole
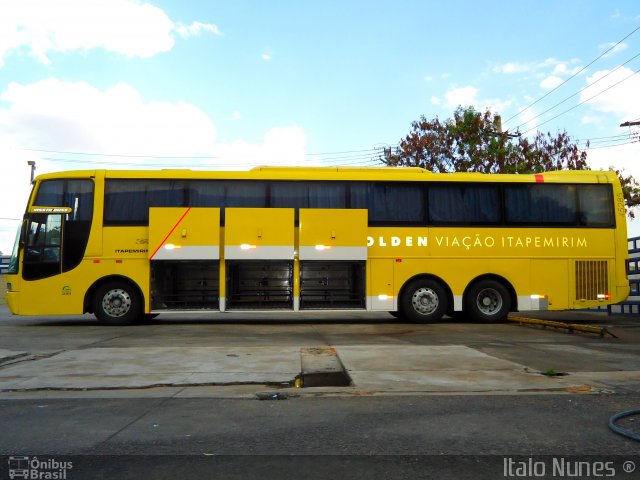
[27,161,36,184]
[492,115,520,171]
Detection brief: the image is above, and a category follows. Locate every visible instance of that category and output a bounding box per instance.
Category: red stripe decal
[535,174,544,183]
[150,207,192,260]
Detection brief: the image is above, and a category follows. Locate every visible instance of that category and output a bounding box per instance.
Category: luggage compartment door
[299,209,368,309]
[224,208,295,309]
[149,208,220,310]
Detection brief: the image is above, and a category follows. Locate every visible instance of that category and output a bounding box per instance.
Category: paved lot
[1,306,639,479]
[0,305,638,397]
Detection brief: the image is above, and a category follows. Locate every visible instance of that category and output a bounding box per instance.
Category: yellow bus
[5,167,629,325]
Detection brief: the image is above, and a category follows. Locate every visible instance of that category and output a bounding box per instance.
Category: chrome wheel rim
[476,288,502,315]
[102,289,132,318]
[411,287,439,315]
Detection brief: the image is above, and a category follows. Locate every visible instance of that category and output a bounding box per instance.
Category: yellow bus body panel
[6,167,630,316]
[149,207,220,260]
[224,208,295,259]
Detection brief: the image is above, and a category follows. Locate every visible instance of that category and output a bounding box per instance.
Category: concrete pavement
[0,305,638,397]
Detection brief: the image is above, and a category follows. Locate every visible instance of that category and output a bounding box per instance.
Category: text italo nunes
[25,457,73,479]
[504,457,616,477]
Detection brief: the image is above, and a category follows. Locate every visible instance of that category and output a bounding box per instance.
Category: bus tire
[92,281,141,326]
[465,279,511,323]
[400,278,448,323]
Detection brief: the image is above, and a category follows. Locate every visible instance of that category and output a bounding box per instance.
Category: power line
[576,134,638,147]
[514,51,640,131]
[21,145,387,161]
[585,139,639,150]
[523,66,640,134]
[578,133,632,141]
[503,24,640,126]
[39,151,388,169]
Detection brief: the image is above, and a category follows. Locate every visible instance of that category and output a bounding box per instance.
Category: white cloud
[580,66,640,118]
[599,41,628,58]
[0,79,218,156]
[212,127,310,168]
[550,63,582,77]
[580,114,606,125]
[439,86,511,115]
[579,68,640,237]
[552,63,569,75]
[482,98,513,115]
[493,62,531,74]
[175,21,222,38]
[444,86,478,108]
[0,0,220,66]
[587,141,640,238]
[515,106,538,131]
[538,57,561,68]
[262,52,272,61]
[0,79,313,251]
[0,140,41,256]
[540,75,563,90]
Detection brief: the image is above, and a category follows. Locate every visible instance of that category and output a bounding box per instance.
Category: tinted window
[350,183,368,209]
[33,179,94,274]
[578,185,615,227]
[429,184,500,224]
[35,179,94,221]
[505,184,577,225]
[104,179,185,225]
[271,182,347,209]
[23,214,62,280]
[34,180,65,206]
[225,181,267,208]
[369,183,425,224]
[188,181,225,207]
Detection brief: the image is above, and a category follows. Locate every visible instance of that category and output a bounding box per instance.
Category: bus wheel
[401,279,448,323]
[92,281,141,326]
[465,280,511,323]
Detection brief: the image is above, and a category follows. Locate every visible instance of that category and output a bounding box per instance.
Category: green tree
[383,106,640,215]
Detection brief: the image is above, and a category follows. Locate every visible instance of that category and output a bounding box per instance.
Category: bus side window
[428,184,500,224]
[368,182,425,225]
[578,185,615,227]
[505,184,576,225]
[104,179,185,225]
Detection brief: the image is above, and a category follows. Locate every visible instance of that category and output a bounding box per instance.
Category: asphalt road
[0,395,639,479]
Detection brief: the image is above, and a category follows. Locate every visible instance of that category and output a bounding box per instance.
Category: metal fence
[609,236,640,314]
[0,255,9,275]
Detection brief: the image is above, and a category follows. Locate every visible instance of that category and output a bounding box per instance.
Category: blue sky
[1,0,640,252]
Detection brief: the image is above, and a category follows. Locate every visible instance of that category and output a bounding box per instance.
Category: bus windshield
[7,221,24,275]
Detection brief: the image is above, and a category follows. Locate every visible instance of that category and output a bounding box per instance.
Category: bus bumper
[6,291,19,315]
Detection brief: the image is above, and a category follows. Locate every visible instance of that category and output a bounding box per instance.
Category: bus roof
[32,166,619,184]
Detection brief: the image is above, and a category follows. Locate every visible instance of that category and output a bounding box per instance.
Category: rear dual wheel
[400,278,448,323]
[400,278,511,324]
[465,280,511,323]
